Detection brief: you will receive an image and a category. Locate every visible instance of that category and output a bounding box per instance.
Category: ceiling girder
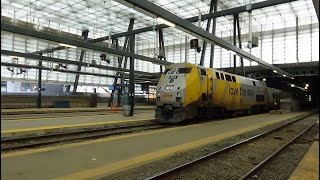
[1,49,158,77]
[121,0,293,78]
[31,0,298,54]
[1,23,171,66]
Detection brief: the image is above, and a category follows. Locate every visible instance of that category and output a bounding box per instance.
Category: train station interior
[1,0,319,179]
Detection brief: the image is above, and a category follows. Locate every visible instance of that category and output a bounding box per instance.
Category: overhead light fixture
[145,81,150,83]
[273,70,278,73]
[291,77,294,80]
[305,84,309,87]
[59,43,77,48]
[9,56,21,59]
[228,50,237,55]
[283,74,286,77]
[263,78,266,81]
[291,84,295,87]
[156,17,175,27]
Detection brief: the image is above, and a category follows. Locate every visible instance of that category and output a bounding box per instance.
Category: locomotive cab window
[177,68,192,74]
[225,74,232,82]
[165,68,176,75]
[220,73,225,80]
[215,72,220,79]
[232,76,236,82]
[200,69,206,76]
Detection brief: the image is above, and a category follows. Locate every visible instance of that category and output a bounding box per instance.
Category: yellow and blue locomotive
[155,63,280,123]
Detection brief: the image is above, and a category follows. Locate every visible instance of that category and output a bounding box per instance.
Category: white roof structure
[1,0,319,86]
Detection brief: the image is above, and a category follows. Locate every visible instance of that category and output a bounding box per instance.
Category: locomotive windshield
[164,68,176,75]
[177,68,192,74]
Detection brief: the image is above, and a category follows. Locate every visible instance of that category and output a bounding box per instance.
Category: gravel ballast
[101,113,318,180]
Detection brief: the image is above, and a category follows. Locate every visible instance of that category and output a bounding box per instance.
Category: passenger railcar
[155,63,280,123]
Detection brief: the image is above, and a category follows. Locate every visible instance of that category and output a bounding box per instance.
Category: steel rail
[1,123,164,151]
[238,119,317,180]
[146,112,314,180]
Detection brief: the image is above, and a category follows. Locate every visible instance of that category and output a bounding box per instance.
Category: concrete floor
[1,112,309,180]
[1,110,155,131]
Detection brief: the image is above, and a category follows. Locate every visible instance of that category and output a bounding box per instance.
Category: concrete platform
[1,111,313,180]
[1,110,156,140]
[289,137,319,180]
[1,106,155,115]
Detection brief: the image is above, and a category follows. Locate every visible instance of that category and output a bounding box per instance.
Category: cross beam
[1,23,171,66]
[1,50,157,77]
[31,0,298,55]
[122,0,293,78]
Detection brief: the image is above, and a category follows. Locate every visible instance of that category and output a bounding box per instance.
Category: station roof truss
[1,0,319,86]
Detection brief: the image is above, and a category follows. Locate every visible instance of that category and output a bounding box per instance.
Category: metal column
[129,34,135,116]
[109,18,135,107]
[37,58,42,108]
[233,14,237,74]
[210,1,218,69]
[236,14,245,76]
[296,16,299,62]
[158,29,166,72]
[73,29,89,92]
[200,0,218,67]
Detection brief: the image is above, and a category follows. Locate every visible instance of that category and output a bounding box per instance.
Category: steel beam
[73,29,89,92]
[296,17,299,63]
[37,59,42,108]
[312,0,319,21]
[233,14,237,74]
[103,0,299,41]
[1,22,170,66]
[110,18,135,107]
[236,14,245,76]
[32,0,298,55]
[123,0,293,78]
[1,62,121,78]
[129,34,135,116]
[1,50,156,77]
[200,0,218,66]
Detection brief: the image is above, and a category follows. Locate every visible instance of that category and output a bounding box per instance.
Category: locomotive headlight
[177,92,181,96]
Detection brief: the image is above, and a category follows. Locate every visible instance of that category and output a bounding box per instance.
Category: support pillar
[233,14,237,74]
[296,16,299,63]
[236,14,245,76]
[129,34,135,116]
[37,59,42,108]
[73,29,89,92]
[200,0,218,67]
[109,18,134,107]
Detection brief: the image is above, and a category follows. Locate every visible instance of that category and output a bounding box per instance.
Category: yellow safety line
[1,112,152,122]
[1,118,155,134]
[1,112,303,159]
[288,141,319,180]
[52,114,304,180]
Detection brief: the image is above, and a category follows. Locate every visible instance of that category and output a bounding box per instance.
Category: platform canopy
[1,0,319,86]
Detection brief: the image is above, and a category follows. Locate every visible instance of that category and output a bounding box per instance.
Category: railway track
[0,113,251,152]
[1,123,169,152]
[146,112,318,180]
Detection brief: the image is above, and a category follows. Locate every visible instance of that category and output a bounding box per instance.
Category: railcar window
[253,81,256,86]
[273,93,275,99]
[177,68,192,74]
[200,69,206,76]
[225,74,232,82]
[220,73,225,80]
[256,95,265,102]
[232,76,236,82]
[215,72,220,79]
